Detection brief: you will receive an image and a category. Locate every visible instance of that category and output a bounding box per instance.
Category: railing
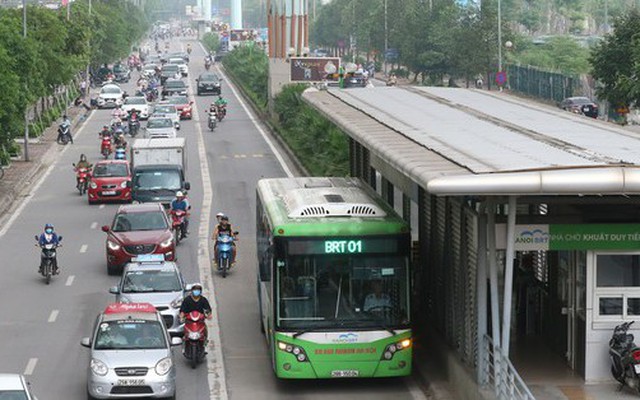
[482,334,536,400]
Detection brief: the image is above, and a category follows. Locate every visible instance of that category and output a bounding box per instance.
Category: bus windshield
[276,250,410,331]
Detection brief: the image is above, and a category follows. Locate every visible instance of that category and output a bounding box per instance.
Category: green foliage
[273,85,349,176]
[590,8,640,108]
[221,45,269,109]
[513,36,590,74]
[202,32,220,54]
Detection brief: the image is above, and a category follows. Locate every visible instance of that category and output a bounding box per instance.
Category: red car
[165,95,193,119]
[88,160,132,204]
[102,203,176,274]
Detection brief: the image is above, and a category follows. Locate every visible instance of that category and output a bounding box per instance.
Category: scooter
[183,310,207,369]
[216,105,226,122]
[216,233,237,278]
[610,321,640,392]
[35,235,62,285]
[170,209,187,245]
[57,124,72,145]
[101,136,112,159]
[128,114,140,137]
[207,109,217,131]
[73,164,92,195]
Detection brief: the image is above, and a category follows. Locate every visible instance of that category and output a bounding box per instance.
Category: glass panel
[628,298,640,316]
[94,321,167,350]
[599,297,623,315]
[575,251,587,319]
[597,254,640,287]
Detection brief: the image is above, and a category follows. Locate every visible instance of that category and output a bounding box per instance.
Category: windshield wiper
[293,329,312,339]
[362,317,396,335]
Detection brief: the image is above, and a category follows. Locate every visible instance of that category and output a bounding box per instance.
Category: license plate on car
[102,190,116,195]
[117,379,145,386]
[634,364,640,374]
[331,370,359,378]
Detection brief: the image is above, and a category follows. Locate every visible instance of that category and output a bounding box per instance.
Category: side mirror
[101,225,110,232]
[34,235,39,241]
[171,337,183,346]
[126,180,132,188]
[233,231,239,235]
[184,182,191,191]
[72,163,76,167]
[80,337,92,348]
[195,78,199,82]
[219,78,224,82]
[109,286,120,294]
[190,101,194,105]
[58,235,63,241]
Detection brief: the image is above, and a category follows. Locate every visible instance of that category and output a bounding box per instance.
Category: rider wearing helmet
[212,214,237,266]
[179,283,212,343]
[38,224,61,274]
[170,191,191,237]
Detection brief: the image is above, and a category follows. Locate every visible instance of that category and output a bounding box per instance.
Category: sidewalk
[0,103,89,225]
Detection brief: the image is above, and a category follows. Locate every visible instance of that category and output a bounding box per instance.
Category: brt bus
[256,177,412,379]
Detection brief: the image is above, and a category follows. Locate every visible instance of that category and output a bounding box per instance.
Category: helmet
[44,223,54,229]
[176,191,184,198]
[216,212,225,218]
[191,282,203,290]
[63,114,68,119]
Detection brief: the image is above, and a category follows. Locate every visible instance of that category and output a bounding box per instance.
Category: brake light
[632,350,640,362]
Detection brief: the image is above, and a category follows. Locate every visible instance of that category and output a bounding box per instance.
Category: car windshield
[125,97,146,105]
[114,65,126,72]
[167,96,188,105]
[163,65,178,72]
[93,163,128,178]
[144,64,157,70]
[165,81,185,89]
[147,118,173,128]
[169,59,184,65]
[200,74,219,82]
[94,320,167,350]
[134,169,181,191]
[277,249,410,330]
[0,391,28,400]
[102,86,121,94]
[112,211,168,232]
[570,97,591,105]
[122,269,182,293]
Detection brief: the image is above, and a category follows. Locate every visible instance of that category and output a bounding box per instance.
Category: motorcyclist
[213,95,228,119]
[113,129,127,149]
[111,105,126,120]
[179,283,212,344]
[99,125,112,139]
[186,43,192,54]
[37,223,61,274]
[57,115,73,144]
[170,191,191,238]
[386,73,397,87]
[212,215,237,266]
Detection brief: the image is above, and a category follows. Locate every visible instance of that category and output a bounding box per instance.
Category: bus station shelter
[303,85,640,399]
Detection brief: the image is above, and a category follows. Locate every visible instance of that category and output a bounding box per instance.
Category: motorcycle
[128,114,140,137]
[610,321,640,392]
[207,109,217,131]
[170,209,187,244]
[35,235,62,284]
[100,136,112,159]
[114,146,126,160]
[204,60,211,71]
[73,164,92,195]
[216,233,236,278]
[216,105,226,122]
[183,310,207,369]
[57,124,72,145]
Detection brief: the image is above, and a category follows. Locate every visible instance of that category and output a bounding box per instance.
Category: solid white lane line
[90,222,98,229]
[0,111,95,238]
[23,358,37,376]
[48,310,59,323]
[65,275,75,286]
[192,85,229,400]
[79,244,88,253]
[197,41,294,178]
[99,204,105,209]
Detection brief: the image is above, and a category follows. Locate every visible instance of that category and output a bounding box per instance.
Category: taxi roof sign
[104,303,157,315]
[131,254,165,263]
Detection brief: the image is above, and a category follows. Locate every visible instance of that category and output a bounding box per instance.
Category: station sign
[290,57,341,82]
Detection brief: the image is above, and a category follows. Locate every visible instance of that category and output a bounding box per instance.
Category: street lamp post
[22,0,29,162]
[497,0,502,73]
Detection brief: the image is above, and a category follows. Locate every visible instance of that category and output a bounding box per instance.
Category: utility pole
[23,0,29,162]
[497,0,502,72]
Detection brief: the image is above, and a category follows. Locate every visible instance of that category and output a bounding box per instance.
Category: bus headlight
[381,338,411,361]
[277,341,308,362]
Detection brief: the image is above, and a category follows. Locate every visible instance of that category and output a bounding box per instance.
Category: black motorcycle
[57,124,72,145]
[610,321,640,392]
[35,235,62,284]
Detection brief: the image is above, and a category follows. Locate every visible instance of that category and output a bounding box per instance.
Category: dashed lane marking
[48,310,59,323]
[99,204,105,209]
[90,222,98,229]
[79,244,88,253]
[23,358,37,376]
[65,275,75,286]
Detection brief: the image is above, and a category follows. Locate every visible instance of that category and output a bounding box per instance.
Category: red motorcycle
[170,209,187,245]
[216,104,226,122]
[100,136,112,159]
[73,164,92,195]
[183,311,207,369]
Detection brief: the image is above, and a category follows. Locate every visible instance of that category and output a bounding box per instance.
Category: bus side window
[260,247,272,282]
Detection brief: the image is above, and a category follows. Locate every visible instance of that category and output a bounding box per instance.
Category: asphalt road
[0,37,424,400]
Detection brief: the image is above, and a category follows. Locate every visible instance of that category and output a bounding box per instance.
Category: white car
[121,96,150,120]
[144,117,177,139]
[0,374,38,399]
[168,58,188,77]
[97,84,124,109]
[142,63,159,78]
[151,104,180,130]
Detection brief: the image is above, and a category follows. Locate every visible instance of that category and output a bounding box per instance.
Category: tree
[590,9,640,108]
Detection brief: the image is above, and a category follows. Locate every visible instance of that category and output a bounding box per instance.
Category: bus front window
[277,255,410,331]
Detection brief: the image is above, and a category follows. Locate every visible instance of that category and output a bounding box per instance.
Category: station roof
[302,87,640,196]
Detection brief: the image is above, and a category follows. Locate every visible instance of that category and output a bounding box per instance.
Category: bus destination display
[287,238,399,255]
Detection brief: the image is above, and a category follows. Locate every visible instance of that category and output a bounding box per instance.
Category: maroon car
[164,95,193,120]
[102,203,176,275]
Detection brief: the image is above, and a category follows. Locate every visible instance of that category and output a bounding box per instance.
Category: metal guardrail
[483,334,536,400]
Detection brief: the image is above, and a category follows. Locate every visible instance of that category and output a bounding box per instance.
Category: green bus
[256,177,412,379]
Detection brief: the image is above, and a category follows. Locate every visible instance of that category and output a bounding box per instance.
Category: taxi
[81,303,181,399]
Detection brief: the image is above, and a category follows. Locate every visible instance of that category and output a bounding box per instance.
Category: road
[0,37,424,400]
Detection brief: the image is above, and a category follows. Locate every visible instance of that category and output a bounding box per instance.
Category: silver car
[151,104,181,129]
[109,256,189,337]
[0,374,38,399]
[81,303,181,399]
[143,117,177,139]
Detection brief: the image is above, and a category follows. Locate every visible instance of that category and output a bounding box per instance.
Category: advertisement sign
[290,57,341,82]
[496,224,640,251]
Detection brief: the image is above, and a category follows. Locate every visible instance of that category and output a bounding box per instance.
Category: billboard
[290,57,341,82]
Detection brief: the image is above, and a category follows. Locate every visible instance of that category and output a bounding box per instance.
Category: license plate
[102,190,116,195]
[634,364,640,374]
[331,370,359,378]
[117,379,145,386]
